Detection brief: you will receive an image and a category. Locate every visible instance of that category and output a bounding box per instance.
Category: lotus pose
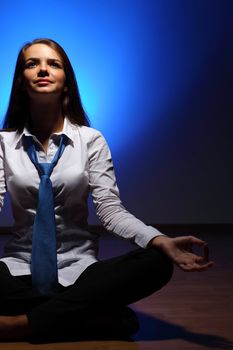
[0,38,214,341]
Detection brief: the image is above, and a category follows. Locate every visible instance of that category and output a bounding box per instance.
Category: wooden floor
[0,227,232,350]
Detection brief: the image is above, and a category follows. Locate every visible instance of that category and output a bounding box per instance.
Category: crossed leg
[0,247,173,341]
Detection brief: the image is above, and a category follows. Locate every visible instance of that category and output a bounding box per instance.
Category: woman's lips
[35,79,52,85]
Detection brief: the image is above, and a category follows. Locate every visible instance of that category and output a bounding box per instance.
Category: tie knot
[25,134,68,179]
[38,163,54,177]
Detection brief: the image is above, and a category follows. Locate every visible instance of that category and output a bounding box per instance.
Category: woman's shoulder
[0,128,18,139]
[65,118,102,137]
[78,125,103,137]
[0,128,17,133]
[0,129,20,150]
[78,125,109,148]
[66,119,108,147]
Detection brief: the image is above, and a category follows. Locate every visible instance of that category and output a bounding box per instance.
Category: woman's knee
[147,247,174,288]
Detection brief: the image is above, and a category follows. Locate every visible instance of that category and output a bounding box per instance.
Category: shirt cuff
[135,225,166,248]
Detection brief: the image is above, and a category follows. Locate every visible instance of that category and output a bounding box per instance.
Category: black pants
[0,247,173,340]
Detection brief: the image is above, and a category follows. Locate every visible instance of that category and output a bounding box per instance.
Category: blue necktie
[25,134,68,295]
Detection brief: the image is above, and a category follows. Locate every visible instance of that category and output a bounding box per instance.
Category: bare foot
[0,315,31,340]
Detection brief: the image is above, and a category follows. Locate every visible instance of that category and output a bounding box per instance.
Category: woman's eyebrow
[25,57,62,63]
[25,57,39,62]
[47,58,63,63]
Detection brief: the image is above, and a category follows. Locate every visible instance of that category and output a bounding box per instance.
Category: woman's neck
[28,100,64,150]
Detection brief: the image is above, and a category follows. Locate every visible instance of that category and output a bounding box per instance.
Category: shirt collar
[12,117,76,148]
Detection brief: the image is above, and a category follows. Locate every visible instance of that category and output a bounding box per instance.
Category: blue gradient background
[0,0,233,225]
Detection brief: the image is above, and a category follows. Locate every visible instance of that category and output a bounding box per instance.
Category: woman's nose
[38,68,49,77]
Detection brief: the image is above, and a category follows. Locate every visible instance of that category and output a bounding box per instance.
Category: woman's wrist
[149,235,171,249]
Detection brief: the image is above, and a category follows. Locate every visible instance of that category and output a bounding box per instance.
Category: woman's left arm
[88,130,165,248]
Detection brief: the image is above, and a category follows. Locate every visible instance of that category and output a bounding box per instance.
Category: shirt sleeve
[0,135,7,211]
[88,130,165,248]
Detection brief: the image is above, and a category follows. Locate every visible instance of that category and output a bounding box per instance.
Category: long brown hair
[3,38,90,130]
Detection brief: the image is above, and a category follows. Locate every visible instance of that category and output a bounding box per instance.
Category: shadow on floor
[133,311,233,349]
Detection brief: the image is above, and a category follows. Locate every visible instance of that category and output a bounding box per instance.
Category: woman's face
[23,43,66,99]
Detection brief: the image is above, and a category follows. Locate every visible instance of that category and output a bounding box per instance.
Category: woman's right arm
[0,135,7,211]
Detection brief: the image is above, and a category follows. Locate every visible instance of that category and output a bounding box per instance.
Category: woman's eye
[25,61,37,69]
[50,62,62,68]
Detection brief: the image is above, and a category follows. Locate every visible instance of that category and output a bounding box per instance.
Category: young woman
[0,38,214,341]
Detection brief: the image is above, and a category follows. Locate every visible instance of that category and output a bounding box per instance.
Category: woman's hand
[151,235,215,272]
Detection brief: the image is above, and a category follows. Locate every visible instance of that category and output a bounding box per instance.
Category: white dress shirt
[0,118,163,286]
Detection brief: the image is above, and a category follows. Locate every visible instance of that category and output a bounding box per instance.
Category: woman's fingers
[179,261,215,272]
